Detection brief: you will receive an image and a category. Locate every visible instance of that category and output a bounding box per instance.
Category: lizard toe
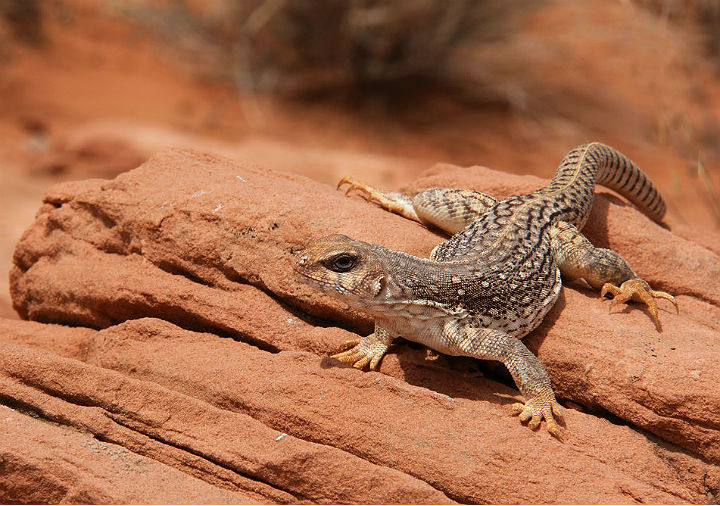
[511,390,565,440]
[330,334,390,370]
[546,420,564,442]
[337,176,376,199]
[528,413,542,430]
[352,355,371,369]
[337,338,362,352]
[330,348,363,366]
[551,400,566,424]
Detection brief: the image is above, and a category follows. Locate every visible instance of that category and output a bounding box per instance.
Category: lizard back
[431,142,665,264]
[424,142,666,336]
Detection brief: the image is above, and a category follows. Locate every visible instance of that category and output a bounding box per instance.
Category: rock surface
[4,148,720,503]
[0,402,257,504]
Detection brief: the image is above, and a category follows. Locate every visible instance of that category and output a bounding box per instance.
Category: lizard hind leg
[549,221,678,331]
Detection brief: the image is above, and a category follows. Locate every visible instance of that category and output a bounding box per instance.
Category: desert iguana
[295,143,677,438]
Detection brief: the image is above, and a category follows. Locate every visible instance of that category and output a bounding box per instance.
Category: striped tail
[540,142,666,227]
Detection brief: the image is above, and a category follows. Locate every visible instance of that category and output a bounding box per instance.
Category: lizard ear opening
[326,253,357,273]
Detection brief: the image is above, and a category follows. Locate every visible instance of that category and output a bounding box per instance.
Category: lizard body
[295,143,677,438]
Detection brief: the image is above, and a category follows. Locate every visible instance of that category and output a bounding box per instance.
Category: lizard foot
[510,390,565,441]
[601,278,678,331]
[337,176,384,201]
[337,176,418,221]
[331,335,389,370]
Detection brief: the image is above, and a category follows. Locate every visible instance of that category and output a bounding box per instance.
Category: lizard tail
[542,142,666,225]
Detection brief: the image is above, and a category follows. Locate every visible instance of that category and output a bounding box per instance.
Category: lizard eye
[328,254,356,272]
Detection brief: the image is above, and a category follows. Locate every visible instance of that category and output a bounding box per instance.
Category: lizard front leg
[337,176,497,235]
[337,176,422,223]
[549,221,678,330]
[332,323,395,370]
[449,322,565,439]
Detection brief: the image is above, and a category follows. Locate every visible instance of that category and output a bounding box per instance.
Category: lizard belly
[375,264,562,354]
[377,314,464,356]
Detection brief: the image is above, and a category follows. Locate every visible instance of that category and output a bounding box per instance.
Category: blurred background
[1,0,720,318]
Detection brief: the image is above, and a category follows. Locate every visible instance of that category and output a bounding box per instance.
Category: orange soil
[1,0,719,319]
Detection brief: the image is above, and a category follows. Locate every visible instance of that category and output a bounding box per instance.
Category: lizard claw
[601,278,678,331]
[331,336,388,370]
[336,176,420,222]
[337,176,384,202]
[510,390,565,441]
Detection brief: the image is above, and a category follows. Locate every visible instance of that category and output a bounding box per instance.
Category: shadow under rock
[585,192,672,249]
[317,337,517,407]
[523,287,566,355]
[583,193,621,248]
[395,346,519,408]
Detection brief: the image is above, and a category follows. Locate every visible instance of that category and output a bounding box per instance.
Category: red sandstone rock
[0,403,257,504]
[32,135,147,179]
[0,322,447,504]
[0,317,715,503]
[4,148,720,503]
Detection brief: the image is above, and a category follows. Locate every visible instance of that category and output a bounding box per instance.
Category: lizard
[294,142,678,439]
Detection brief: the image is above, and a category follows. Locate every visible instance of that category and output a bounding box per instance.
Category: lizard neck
[355,246,474,318]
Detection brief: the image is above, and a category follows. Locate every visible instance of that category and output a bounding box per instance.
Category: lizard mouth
[292,268,319,286]
[293,267,359,298]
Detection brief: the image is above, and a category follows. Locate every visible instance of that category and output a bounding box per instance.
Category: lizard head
[294,234,388,303]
